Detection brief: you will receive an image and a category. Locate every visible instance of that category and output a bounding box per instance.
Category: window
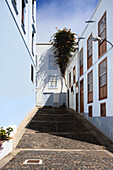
[89,105,92,117]
[69,72,71,88]
[31,65,34,83]
[73,66,75,84]
[48,76,57,88]
[87,34,92,69]
[80,79,83,90]
[98,12,107,57]
[12,0,18,14]
[79,48,83,76]
[49,55,57,70]
[76,93,78,112]
[88,71,93,103]
[32,32,34,56]
[80,79,84,113]
[99,60,107,87]
[100,103,106,117]
[99,58,107,100]
[21,0,26,33]
[32,0,35,22]
[71,86,73,92]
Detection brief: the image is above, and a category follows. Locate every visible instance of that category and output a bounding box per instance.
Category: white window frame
[48,75,57,89]
[80,49,83,67]
[99,60,107,87]
[99,13,106,45]
[88,71,93,93]
[87,35,92,59]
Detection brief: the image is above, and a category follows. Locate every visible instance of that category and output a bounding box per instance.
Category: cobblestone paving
[16,133,102,150]
[2,107,113,169]
[2,151,113,169]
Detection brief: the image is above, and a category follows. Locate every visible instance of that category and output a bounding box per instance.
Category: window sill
[11,0,18,15]
[21,24,26,34]
[99,97,107,101]
[48,87,57,89]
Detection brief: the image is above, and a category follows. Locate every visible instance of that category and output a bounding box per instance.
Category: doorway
[76,93,78,112]
[80,79,84,113]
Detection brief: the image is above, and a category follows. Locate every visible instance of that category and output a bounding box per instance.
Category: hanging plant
[51,28,76,86]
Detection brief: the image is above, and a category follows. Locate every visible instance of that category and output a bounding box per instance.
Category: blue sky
[36,0,99,42]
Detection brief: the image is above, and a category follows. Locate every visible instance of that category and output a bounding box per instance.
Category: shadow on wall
[37,46,64,93]
[37,47,51,91]
[43,92,66,107]
[60,76,64,93]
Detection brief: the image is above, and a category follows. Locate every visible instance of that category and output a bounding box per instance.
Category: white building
[65,50,78,111]
[0,0,37,127]
[66,0,113,142]
[36,43,67,107]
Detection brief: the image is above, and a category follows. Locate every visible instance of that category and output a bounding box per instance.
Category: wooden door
[76,93,78,112]
[80,79,84,113]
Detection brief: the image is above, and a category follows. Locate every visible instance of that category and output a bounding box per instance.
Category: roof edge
[81,0,102,36]
[36,43,52,45]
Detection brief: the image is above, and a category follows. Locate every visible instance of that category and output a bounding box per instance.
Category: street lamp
[77,36,85,113]
[92,36,113,48]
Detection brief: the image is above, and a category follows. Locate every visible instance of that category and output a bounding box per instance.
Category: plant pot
[0,138,10,141]
[0,139,13,160]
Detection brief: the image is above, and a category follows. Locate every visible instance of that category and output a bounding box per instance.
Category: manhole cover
[23,159,43,165]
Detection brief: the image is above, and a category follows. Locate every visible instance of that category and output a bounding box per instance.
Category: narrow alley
[1,107,113,169]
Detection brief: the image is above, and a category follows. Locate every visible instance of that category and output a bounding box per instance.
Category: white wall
[66,0,113,142]
[0,1,36,127]
[65,51,78,110]
[6,0,37,63]
[36,44,67,107]
[79,0,113,117]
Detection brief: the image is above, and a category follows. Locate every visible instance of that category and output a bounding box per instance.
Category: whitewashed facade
[36,44,67,107]
[66,0,113,142]
[65,50,78,111]
[0,0,36,127]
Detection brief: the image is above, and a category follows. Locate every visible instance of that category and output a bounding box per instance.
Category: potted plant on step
[0,127,13,160]
[0,127,13,140]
